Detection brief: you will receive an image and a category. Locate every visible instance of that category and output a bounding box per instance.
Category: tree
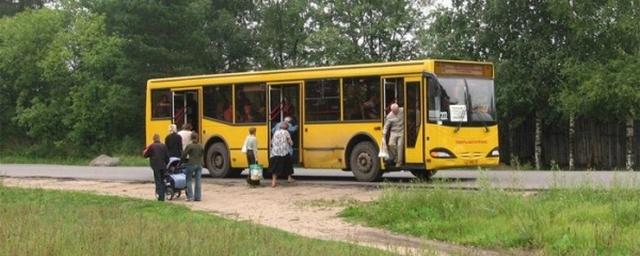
[254,0,310,69]
[424,0,571,169]
[0,0,51,17]
[0,6,137,155]
[306,0,424,65]
[557,0,640,170]
[199,0,257,72]
[0,9,67,150]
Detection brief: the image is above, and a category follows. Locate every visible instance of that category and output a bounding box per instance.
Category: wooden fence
[499,117,639,170]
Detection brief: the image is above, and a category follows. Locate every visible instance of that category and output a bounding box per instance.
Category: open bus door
[268,82,302,164]
[172,88,201,137]
[381,77,404,169]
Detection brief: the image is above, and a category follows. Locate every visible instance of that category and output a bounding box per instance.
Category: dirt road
[2,177,517,256]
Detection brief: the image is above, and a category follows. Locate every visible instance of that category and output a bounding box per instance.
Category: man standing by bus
[182,133,204,201]
[143,134,169,201]
[383,103,404,167]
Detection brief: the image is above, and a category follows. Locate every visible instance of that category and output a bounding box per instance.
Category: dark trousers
[152,168,165,201]
[246,152,256,166]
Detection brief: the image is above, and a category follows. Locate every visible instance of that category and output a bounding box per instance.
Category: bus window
[151,89,171,119]
[343,76,380,121]
[305,79,340,122]
[235,83,266,123]
[203,85,232,122]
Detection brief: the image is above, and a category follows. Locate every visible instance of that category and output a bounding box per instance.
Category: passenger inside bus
[237,103,256,123]
[223,102,233,122]
[362,94,380,119]
[155,95,171,117]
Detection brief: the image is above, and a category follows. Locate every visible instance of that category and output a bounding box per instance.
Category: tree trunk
[626,116,634,171]
[535,112,542,170]
[569,113,575,170]
[509,120,516,166]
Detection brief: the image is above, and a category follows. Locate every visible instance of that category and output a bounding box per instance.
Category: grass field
[341,185,640,255]
[0,154,148,166]
[0,184,392,256]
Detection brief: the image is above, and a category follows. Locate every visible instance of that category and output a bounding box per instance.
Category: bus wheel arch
[346,134,382,182]
[345,133,378,170]
[204,136,232,178]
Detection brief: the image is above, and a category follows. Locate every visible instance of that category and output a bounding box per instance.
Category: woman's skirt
[269,155,293,177]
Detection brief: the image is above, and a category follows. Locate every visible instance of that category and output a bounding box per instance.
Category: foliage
[342,186,640,255]
[0,0,50,17]
[556,1,640,121]
[1,0,640,165]
[255,0,310,69]
[0,186,391,255]
[0,8,133,156]
[306,0,424,65]
[423,0,570,120]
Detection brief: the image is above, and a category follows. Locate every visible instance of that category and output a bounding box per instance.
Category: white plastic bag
[378,143,389,159]
[241,138,248,153]
[249,164,263,181]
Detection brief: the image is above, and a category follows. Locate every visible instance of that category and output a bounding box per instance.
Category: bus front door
[268,83,301,164]
[404,78,424,164]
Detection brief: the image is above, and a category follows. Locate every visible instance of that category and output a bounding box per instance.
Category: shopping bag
[378,144,389,160]
[249,164,263,181]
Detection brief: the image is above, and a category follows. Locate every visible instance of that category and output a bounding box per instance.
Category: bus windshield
[428,76,496,125]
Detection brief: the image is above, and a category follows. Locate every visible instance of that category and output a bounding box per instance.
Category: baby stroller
[164,157,187,200]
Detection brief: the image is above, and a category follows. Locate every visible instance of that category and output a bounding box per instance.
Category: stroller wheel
[176,190,182,198]
[166,187,175,200]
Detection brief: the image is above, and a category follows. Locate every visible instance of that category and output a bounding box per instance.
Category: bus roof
[147,59,491,89]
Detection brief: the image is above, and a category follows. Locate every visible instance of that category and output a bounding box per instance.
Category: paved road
[2,164,640,190]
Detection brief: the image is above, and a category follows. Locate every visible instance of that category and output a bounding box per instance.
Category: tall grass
[342,184,640,255]
[0,186,391,256]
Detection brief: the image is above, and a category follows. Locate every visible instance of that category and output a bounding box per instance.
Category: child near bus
[242,127,258,165]
[242,127,259,185]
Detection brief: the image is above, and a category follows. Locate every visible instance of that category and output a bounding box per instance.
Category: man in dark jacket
[165,124,183,158]
[143,134,169,201]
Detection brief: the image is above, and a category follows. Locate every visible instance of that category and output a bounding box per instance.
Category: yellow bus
[146,59,499,182]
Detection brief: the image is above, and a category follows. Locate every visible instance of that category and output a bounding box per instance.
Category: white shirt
[177,130,193,150]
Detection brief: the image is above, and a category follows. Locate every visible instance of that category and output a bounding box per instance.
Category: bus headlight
[487,148,500,157]
[430,148,456,158]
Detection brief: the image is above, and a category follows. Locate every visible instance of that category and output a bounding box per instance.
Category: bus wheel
[206,142,231,178]
[350,141,382,182]
[411,169,437,181]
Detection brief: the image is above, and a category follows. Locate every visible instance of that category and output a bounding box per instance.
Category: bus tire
[206,142,231,178]
[411,169,437,181]
[350,141,382,182]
